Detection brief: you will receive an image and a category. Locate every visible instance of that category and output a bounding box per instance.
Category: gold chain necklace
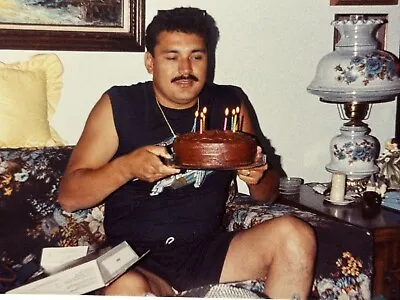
[156,97,200,138]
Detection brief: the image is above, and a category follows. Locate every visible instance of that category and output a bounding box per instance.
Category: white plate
[324,196,355,206]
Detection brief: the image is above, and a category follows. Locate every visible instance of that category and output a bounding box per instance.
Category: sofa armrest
[0,146,105,292]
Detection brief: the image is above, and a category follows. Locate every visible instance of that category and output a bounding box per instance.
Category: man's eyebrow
[192,48,207,53]
[161,50,178,54]
[160,48,206,55]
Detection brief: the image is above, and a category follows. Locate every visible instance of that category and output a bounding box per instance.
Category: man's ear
[144,52,154,74]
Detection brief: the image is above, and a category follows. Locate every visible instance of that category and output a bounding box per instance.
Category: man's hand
[237,146,268,185]
[127,145,180,182]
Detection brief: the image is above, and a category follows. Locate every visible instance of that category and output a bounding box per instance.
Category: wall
[0,0,399,193]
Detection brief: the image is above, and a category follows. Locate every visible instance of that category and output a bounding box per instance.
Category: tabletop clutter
[281,139,400,218]
[308,169,399,218]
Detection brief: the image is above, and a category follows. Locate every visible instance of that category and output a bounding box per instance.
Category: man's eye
[166,56,177,60]
[192,55,203,60]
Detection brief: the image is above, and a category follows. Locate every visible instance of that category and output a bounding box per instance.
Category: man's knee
[275,216,316,259]
[103,270,151,296]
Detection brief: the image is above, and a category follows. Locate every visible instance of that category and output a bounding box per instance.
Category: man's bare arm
[57,93,179,212]
[238,102,280,203]
[248,168,280,203]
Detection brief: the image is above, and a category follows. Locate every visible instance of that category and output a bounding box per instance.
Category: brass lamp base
[346,177,371,195]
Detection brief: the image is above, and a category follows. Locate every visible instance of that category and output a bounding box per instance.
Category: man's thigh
[136,267,177,296]
[219,215,301,283]
[99,267,175,296]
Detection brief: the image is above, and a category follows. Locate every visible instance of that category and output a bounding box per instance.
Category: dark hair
[145,7,219,56]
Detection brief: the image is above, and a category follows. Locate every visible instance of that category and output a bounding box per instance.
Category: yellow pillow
[0,54,65,148]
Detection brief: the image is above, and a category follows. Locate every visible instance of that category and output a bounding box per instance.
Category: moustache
[171,74,199,83]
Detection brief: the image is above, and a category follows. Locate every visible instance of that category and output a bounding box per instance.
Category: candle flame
[202,107,207,114]
[195,110,199,117]
[236,106,240,113]
[231,109,236,116]
[225,108,229,116]
[200,112,204,118]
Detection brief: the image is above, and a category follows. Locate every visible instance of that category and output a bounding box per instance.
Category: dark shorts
[127,230,237,292]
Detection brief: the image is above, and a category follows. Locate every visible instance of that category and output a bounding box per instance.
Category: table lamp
[307,14,400,189]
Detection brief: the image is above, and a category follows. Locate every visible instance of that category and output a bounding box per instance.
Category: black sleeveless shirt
[105,81,243,246]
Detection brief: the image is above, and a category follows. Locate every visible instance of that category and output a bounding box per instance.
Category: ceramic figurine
[376,138,400,190]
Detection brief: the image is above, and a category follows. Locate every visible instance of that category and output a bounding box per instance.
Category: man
[58,7,316,299]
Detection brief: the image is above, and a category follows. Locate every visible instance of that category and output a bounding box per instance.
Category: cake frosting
[172,130,257,169]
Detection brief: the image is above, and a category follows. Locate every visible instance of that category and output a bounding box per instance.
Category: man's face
[145,31,208,109]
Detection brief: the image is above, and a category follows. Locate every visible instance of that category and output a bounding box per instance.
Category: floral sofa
[0,146,374,299]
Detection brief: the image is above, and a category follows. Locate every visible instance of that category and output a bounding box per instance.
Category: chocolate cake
[172,130,257,169]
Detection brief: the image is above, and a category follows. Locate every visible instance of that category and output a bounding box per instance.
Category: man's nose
[178,58,193,75]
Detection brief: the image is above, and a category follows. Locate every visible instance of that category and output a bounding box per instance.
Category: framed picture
[397,45,400,141]
[331,0,398,5]
[0,0,145,52]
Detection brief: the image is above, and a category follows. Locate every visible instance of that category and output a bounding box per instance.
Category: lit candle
[330,172,346,202]
[223,108,229,130]
[234,106,240,132]
[231,109,236,131]
[200,112,204,134]
[202,107,207,132]
[193,110,199,132]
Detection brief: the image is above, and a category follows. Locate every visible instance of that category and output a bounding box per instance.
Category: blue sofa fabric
[0,146,373,299]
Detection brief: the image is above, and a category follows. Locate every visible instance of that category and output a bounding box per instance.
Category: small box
[7,241,148,295]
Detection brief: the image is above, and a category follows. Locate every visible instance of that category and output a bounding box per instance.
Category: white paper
[8,260,104,294]
[7,241,146,295]
[41,246,89,274]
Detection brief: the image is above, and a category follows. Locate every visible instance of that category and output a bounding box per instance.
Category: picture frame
[0,0,145,52]
[331,0,398,5]
[397,45,400,141]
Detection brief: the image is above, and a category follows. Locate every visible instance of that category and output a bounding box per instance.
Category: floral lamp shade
[307,15,400,103]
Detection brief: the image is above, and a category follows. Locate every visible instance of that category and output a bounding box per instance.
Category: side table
[278,185,400,299]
